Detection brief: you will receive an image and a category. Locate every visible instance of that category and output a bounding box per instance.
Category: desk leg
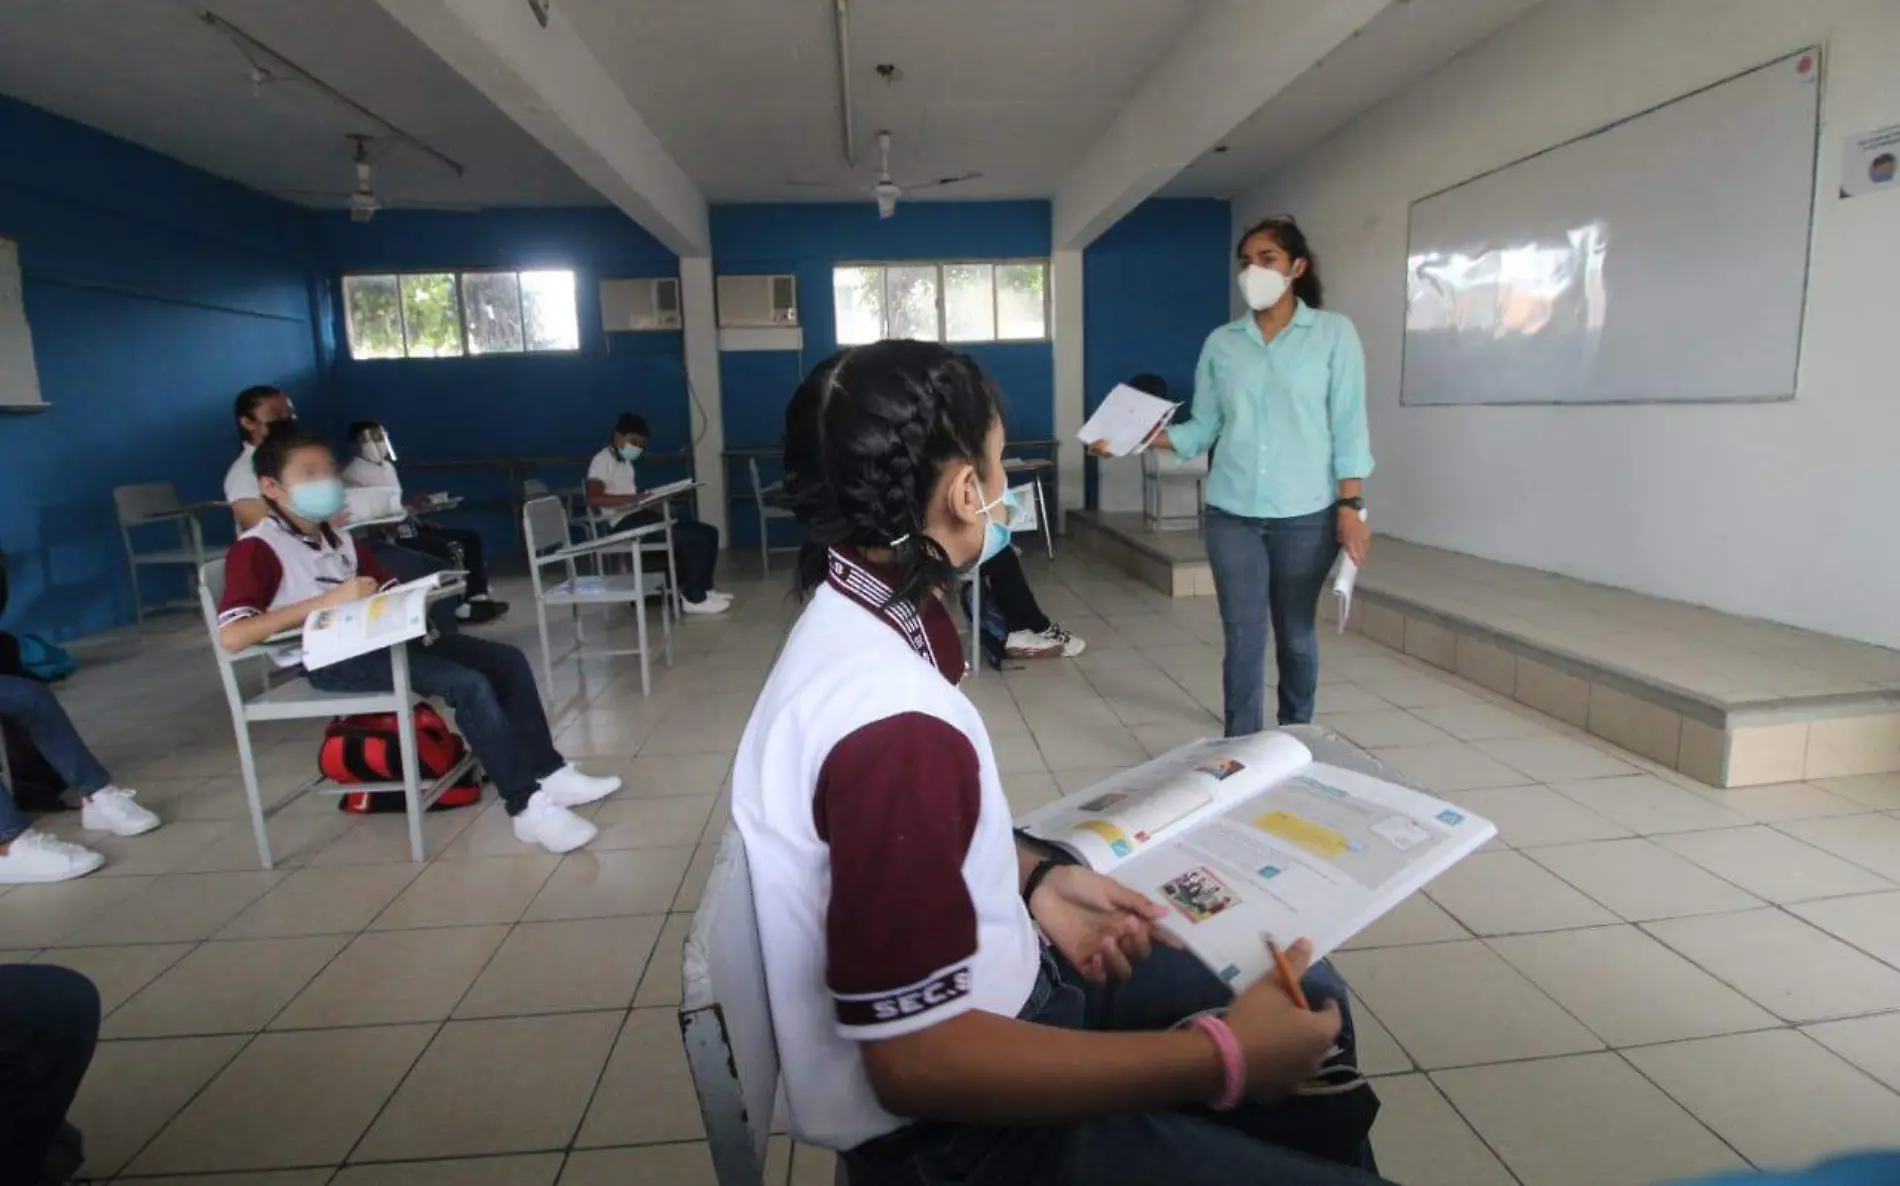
[1035,476,1054,559]
[392,644,425,863]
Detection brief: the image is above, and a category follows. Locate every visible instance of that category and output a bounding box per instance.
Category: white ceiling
[563,0,1215,202]
[1163,0,1549,198]
[0,0,1546,219]
[0,0,602,209]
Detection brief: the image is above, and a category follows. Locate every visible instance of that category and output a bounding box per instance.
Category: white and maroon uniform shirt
[217,515,394,664]
[731,548,1041,1151]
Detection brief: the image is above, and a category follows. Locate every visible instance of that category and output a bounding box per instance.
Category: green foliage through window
[342,270,580,360]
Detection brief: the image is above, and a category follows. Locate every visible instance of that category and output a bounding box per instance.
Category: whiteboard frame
[1397,46,1823,408]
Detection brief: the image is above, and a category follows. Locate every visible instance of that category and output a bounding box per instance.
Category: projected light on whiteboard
[1400,47,1819,406]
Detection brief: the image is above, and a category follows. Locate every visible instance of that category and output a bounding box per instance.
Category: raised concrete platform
[1068,508,1900,788]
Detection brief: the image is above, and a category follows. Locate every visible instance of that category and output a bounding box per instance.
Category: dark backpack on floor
[318,705,483,813]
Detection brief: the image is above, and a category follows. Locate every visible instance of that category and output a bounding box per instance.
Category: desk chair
[1141,447,1208,534]
[198,560,477,867]
[523,496,673,700]
[682,827,849,1186]
[115,483,212,623]
[748,457,797,576]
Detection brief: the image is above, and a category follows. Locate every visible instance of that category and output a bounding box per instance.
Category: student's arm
[1159,331,1226,460]
[214,539,369,652]
[230,498,270,531]
[216,584,367,653]
[583,478,645,510]
[864,1011,1221,1123]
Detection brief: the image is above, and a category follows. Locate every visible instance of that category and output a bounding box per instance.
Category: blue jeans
[0,676,111,843]
[1204,507,1341,735]
[305,634,561,814]
[844,945,1385,1186]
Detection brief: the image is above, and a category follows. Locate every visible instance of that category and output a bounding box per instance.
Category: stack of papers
[1077,384,1179,457]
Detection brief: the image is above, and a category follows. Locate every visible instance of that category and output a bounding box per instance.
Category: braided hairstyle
[784,340,1003,606]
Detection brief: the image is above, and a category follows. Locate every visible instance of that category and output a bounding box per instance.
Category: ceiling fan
[788,129,982,219]
[274,135,479,222]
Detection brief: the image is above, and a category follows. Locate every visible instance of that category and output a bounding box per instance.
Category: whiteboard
[1401,48,1821,406]
[0,238,45,409]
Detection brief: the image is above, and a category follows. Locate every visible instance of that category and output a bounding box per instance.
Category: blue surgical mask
[288,477,346,522]
[617,443,644,463]
[975,486,1018,567]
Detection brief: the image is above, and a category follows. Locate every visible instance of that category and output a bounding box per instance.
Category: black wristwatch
[1335,496,1366,512]
[1022,858,1063,908]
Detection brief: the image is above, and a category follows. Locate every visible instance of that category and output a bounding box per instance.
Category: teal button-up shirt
[1166,301,1374,520]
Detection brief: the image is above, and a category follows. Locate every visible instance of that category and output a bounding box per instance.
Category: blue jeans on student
[304,634,561,814]
[1204,506,1341,735]
[843,944,1386,1186]
[0,676,112,844]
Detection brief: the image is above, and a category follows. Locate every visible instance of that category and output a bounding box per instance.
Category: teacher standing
[1108,217,1373,735]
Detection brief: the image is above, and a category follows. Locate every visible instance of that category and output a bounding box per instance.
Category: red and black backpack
[318,706,483,813]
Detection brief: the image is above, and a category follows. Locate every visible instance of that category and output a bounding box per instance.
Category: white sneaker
[1004,626,1087,659]
[0,830,106,883]
[511,792,598,854]
[538,763,622,808]
[81,787,161,837]
[682,595,731,616]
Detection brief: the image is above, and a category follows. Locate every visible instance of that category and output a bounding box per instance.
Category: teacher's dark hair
[783,340,1003,607]
[252,419,325,482]
[233,385,284,445]
[1237,216,1324,309]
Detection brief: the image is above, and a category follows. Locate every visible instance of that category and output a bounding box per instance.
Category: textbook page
[1112,760,1493,982]
[299,575,441,671]
[1077,384,1179,457]
[1018,733,1313,872]
[1020,733,1496,984]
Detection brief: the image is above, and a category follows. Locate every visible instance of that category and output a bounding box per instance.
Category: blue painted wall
[1082,198,1233,507]
[711,200,1053,547]
[0,96,323,640]
[317,207,688,557]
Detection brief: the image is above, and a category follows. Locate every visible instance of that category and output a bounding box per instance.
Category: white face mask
[1238,264,1291,311]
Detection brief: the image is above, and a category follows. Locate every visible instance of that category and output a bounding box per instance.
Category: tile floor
[11,550,1900,1184]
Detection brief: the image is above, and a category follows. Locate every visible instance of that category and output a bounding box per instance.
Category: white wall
[1234,0,1900,649]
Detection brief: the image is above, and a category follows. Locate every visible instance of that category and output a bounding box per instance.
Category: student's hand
[1221,938,1342,1100]
[1027,865,1182,982]
[1336,508,1372,567]
[1143,423,1174,454]
[332,506,354,527]
[322,576,379,605]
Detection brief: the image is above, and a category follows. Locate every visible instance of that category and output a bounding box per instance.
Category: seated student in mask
[584,413,729,616]
[342,420,508,624]
[216,423,619,854]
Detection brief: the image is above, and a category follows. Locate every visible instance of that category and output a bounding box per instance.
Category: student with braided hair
[731,339,1384,1185]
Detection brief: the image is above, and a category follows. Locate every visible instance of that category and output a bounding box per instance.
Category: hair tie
[889,534,912,547]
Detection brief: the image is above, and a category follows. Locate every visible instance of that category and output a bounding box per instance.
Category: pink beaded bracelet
[1185,1014,1245,1111]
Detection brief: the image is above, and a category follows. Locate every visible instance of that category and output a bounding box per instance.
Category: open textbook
[298,574,454,671]
[1018,731,1494,985]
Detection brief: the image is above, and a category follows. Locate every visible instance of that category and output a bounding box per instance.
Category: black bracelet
[1021,858,1062,907]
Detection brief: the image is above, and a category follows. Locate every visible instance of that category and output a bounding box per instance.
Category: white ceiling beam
[1053,0,1393,250]
[370,0,709,256]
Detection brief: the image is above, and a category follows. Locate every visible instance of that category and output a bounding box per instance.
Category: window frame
[833,258,1050,346]
[340,268,583,361]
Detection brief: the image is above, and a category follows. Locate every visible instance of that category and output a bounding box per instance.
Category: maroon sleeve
[354,540,396,589]
[217,539,284,624]
[816,712,983,1036]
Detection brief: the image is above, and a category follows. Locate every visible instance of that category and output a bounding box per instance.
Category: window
[342,269,580,359]
[832,260,1047,346]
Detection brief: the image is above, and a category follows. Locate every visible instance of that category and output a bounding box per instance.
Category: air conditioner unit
[599,276,682,331]
[716,274,798,328]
